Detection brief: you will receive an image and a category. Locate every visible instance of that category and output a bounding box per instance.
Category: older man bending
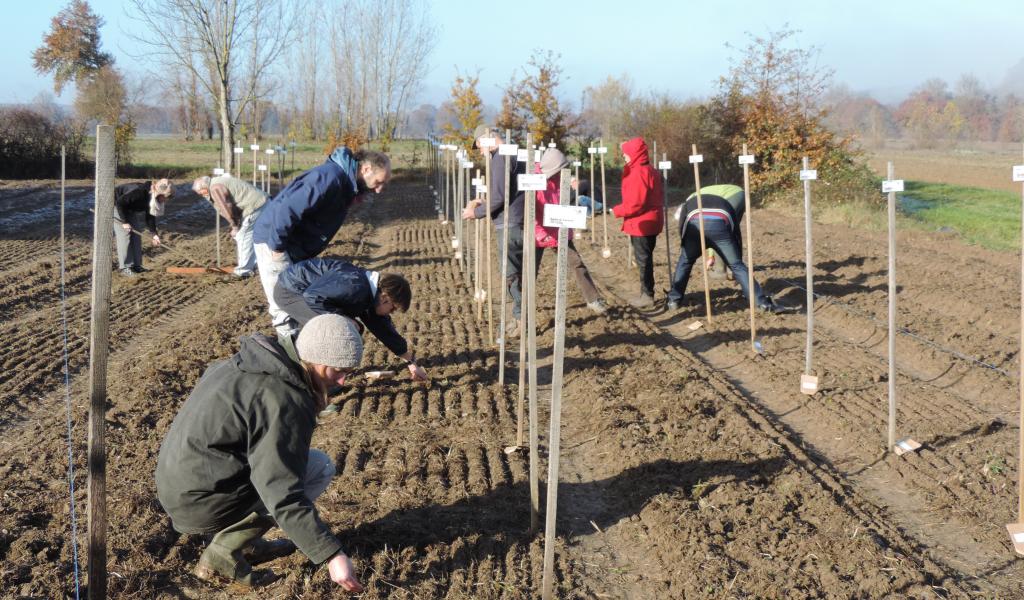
[192,174,268,277]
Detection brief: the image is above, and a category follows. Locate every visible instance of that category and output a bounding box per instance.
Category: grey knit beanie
[295,314,364,369]
[540,148,569,179]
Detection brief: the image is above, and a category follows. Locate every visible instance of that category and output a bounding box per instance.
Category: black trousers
[630,235,657,297]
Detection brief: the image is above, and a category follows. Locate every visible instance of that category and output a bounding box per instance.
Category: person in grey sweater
[155,314,366,591]
[192,174,269,277]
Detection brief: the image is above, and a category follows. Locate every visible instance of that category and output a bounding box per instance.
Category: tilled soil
[0,175,1004,598]
[583,187,1024,596]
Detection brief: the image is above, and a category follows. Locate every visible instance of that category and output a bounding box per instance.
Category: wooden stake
[541,168,572,599]
[800,156,819,394]
[600,139,610,257]
[485,153,494,345]
[88,124,116,600]
[887,161,897,451]
[525,137,540,535]
[1011,145,1024,555]
[691,144,712,324]
[660,153,673,291]
[589,146,596,244]
[741,144,758,353]
[499,131,513,390]
[214,173,221,268]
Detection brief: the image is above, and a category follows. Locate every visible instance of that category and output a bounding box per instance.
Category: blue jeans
[578,195,604,215]
[668,218,766,306]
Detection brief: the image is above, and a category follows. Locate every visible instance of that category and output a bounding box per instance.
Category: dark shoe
[131,265,149,273]
[586,299,608,315]
[234,271,254,279]
[665,300,680,311]
[758,297,792,314]
[120,267,135,277]
[629,294,655,308]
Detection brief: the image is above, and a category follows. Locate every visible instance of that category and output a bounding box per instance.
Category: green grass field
[86,136,432,180]
[898,181,1021,251]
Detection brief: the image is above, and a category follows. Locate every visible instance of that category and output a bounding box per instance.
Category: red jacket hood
[621,137,650,177]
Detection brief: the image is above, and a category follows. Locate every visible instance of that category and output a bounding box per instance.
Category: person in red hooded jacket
[612,137,664,307]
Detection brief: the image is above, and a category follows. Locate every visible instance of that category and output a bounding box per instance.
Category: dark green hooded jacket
[155,334,343,564]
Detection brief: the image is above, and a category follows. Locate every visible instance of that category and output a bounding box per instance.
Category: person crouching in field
[191,174,269,278]
[612,137,664,308]
[252,147,392,338]
[667,184,782,313]
[156,314,366,591]
[273,258,428,381]
[113,178,174,276]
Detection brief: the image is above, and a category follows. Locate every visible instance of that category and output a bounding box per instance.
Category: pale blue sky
[5,0,1020,107]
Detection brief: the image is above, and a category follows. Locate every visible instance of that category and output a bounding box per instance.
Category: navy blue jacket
[276,258,408,357]
[254,148,359,261]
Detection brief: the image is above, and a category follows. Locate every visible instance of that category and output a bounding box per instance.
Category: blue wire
[60,211,81,599]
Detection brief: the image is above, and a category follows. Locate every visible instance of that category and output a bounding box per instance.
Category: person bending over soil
[113,179,174,276]
[274,258,428,381]
[156,314,367,591]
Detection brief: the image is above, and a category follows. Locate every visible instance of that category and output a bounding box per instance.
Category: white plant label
[688,321,703,331]
[1014,165,1024,182]
[452,239,460,249]
[658,161,672,170]
[689,154,703,164]
[213,168,225,175]
[478,137,497,149]
[498,143,519,156]
[233,147,243,154]
[548,142,556,148]
[516,149,528,162]
[800,374,819,394]
[471,178,482,186]
[543,205,588,229]
[476,184,488,194]
[587,147,597,154]
[266,149,275,155]
[573,161,582,167]
[882,179,905,193]
[258,165,267,171]
[598,147,608,154]
[250,144,260,151]
[739,154,756,165]
[800,169,818,181]
[518,174,547,191]
[462,161,474,169]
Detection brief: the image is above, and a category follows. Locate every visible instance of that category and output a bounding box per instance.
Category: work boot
[194,512,279,586]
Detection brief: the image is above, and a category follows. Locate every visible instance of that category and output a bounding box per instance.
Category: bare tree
[329,0,436,149]
[126,0,302,170]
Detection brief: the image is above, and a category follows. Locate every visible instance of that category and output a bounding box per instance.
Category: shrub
[0,108,89,178]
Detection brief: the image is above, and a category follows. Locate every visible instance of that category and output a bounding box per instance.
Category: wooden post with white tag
[690,145,712,326]
[521,136,543,534]
[514,145,531,453]
[659,155,673,288]
[588,145,597,243]
[212,166,226,268]
[498,134,518,391]
[800,157,819,395]
[480,136,497,345]
[739,145,762,354]
[251,143,260,186]
[1008,147,1024,554]
[883,163,919,456]
[599,141,611,258]
[473,170,483,321]
[540,168,585,599]
[233,145,244,182]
